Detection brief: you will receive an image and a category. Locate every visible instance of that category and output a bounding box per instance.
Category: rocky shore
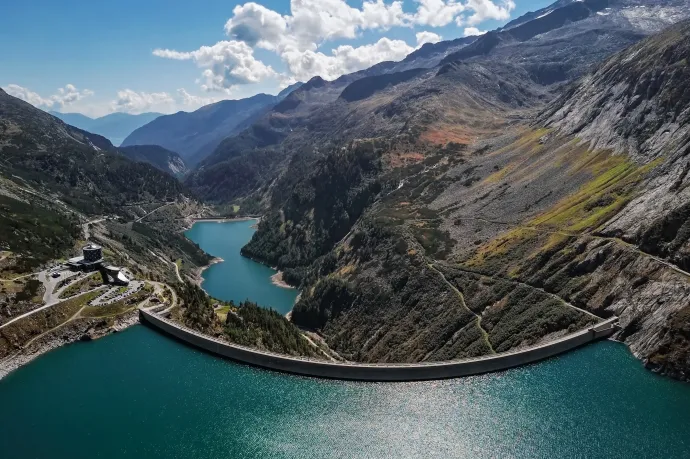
[183,216,260,231]
[191,257,223,289]
[270,271,294,289]
[0,311,139,380]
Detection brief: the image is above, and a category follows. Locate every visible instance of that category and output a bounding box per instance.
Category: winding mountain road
[136,202,174,222]
[429,263,496,354]
[83,217,106,240]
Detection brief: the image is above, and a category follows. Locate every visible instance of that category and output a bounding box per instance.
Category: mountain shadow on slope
[118,145,187,177]
[0,88,186,215]
[121,93,280,165]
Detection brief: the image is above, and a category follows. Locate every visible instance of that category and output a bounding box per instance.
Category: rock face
[538,20,690,379]
[181,0,690,380]
[542,18,690,267]
[542,19,690,161]
[118,145,188,177]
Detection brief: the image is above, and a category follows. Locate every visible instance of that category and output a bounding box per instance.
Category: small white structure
[103,265,130,286]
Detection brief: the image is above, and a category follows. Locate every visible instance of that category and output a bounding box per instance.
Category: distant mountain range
[49,111,163,146]
[0,87,188,266]
[121,85,302,166]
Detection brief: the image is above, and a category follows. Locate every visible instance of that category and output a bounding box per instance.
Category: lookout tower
[83,244,103,263]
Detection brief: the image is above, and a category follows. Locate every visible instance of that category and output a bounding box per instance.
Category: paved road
[0,278,160,331]
[83,217,106,240]
[1,271,98,330]
[39,269,79,305]
[91,281,143,306]
[136,202,174,222]
[148,250,183,282]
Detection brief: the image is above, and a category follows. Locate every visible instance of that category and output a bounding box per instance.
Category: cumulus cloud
[224,2,289,50]
[156,0,517,91]
[282,37,415,82]
[4,84,53,107]
[416,31,442,46]
[225,0,408,53]
[465,0,515,25]
[55,84,94,105]
[111,89,175,114]
[413,0,465,27]
[154,40,276,92]
[463,27,487,36]
[176,88,223,107]
[4,83,94,109]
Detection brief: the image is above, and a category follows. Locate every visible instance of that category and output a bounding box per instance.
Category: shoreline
[184,216,260,231]
[192,216,259,223]
[192,257,224,289]
[0,311,139,381]
[270,271,295,289]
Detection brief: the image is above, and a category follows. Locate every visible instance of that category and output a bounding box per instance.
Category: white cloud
[465,0,515,25]
[413,0,465,27]
[416,31,442,46]
[176,88,223,107]
[154,40,276,92]
[5,83,230,116]
[4,83,94,109]
[224,2,290,50]
[5,84,53,107]
[225,0,408,54]
[155,0,518,91]
[55,84,94,106]
[282,37,415,82]
[111,89,175,114]
[463,27,487,36]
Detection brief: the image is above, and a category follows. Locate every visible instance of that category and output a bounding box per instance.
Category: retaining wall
[140,309,618,382]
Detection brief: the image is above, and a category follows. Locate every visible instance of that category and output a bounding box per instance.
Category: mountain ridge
[189,0,690,380]
[121,93,282,166]
[49,110,162,146]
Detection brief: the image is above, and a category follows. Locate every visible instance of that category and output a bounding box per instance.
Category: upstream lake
[185,220,298,314]
[1,220,690,458]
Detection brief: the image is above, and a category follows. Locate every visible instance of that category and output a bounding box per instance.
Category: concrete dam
[140,308,619,382]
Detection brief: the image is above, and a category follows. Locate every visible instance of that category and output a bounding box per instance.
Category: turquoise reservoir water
[1,329,690,458]
[1,219,690,458]
[185,220,298,314]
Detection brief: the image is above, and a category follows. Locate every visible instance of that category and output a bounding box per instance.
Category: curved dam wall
[140,309,619,382]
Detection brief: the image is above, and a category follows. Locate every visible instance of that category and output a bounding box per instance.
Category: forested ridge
[177,282,319,357]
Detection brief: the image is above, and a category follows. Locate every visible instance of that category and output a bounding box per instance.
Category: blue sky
[1,0,553,117]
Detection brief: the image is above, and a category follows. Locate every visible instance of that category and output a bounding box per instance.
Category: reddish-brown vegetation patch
[384,151,425,168]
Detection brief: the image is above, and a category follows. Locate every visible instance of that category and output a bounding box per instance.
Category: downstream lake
[1,220,690,458]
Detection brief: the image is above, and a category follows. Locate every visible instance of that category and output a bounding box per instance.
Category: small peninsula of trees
[177,282,319,358]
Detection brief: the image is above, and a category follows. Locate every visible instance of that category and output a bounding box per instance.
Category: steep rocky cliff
[177,1,690,380]
[119,145,187,177]
[243,17,690,380]
[540,19,690,379]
